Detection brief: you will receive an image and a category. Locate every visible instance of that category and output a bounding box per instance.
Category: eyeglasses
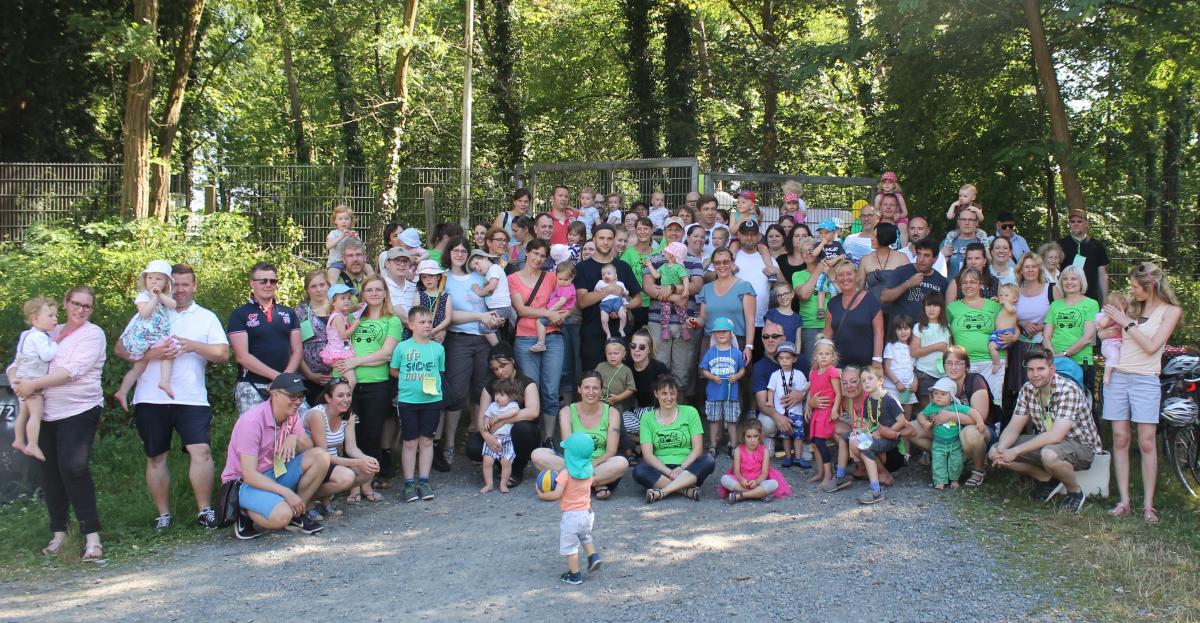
[998,223,1015,230]
[450,248,468,254]
[284,392,305,402]
[490,236,508,242]
[944,360,967,367]
[629,343,649,351]
[67,300,93,311]
[761,333,784,340]
[252,278,280,285]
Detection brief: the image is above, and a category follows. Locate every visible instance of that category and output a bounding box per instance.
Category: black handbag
[214,478,242,528]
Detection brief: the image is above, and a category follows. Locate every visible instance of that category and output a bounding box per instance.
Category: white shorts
[559,509,594,555]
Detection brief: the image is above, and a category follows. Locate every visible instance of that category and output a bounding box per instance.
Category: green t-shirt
[639,404,703,465]
[389,337,445,404]
[427,249,443,264]
[947,299,1000,364]
[658,262,687,287]
[792,270,826,329]
[920,402,972,443]
[621,245,655,306]
[351,315,404,383]
[1045,296,1100,365]
[571,403,610,461]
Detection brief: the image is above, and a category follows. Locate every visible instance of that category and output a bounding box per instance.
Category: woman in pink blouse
[9,285,107,561]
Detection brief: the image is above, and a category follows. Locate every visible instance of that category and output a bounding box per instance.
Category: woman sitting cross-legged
[530,371,630,500]
[303,379,380,512]
[634,375,716,503]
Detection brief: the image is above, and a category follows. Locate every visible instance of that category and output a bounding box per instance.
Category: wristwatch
[1125,321,1136,330]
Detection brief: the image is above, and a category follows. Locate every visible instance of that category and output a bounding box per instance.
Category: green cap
[561,432,595,480]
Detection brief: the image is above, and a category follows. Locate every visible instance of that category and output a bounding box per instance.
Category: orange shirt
[557,472,593,512]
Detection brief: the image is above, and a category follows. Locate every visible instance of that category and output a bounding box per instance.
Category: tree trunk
[693,16,720,170]
[378,0,421,216]
[122,0,159,219]
[1143,123,1158,231]
[621,0,660,160]
[150,0,206,221]
[478,0,524,174]
[329,36,366,169]
[758,0,779,173]
[1022,0,1085,215]
[272,0,310,164]
[662,4,697,159]
[1044,157,1057,241]
[845,0,872,119]
[1161,89,1183,267]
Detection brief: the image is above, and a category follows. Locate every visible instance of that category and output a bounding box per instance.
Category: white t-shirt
[326,229,350,265]
[732,249,778,327]
[648,207,670,230]
[483,263,510,309]
[384,272,417,319]
[767,367,808,418]
[594,280,629,303]
[128,303,228,407]
[483,401,519,437]
[882,342,916,388]
[912,323,951,377]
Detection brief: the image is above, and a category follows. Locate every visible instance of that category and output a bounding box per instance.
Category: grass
[956,458,1200,623]
[0,413,234,583]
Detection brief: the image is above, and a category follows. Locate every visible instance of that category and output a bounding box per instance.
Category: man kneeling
[988,347,1102,513]
[221,373,349,538]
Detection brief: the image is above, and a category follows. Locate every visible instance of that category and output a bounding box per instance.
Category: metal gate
[704,171,876,229]
[522,158,701,208]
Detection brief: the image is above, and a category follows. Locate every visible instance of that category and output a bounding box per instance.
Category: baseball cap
[817,218,839,233]
[776,341,798,356]
[737,219,760,234]
[1067,208,1087,220]
[269,373,306,395]
[713,317,735,333]
[663,217,686,230]
[881,171,897,182]
[736,190,757,203]
[327,283,356,298]
[386,248,413,261]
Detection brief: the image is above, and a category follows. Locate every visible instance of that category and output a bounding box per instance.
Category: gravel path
[0,456,1071,623]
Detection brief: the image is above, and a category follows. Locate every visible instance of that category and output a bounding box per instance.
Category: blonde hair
[1059,265,1088,295]
[812,338,839,366]
[960,183,977,196]
[997,283,1019,300]
[1129,262,1180,316]
[332,204,353,223]
[782,179,804,197]
[1014,252,1046,286]
[23,297,56,323]
[1105,291,1129,310]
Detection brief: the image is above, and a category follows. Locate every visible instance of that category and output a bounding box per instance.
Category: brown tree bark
[1022,0,1085,215]
[122,0,159,219]
[693,15,720,170]
[378,0,421,215]
[1161,89,1183,267]
[478,0,525,175]
[272,0,310,164]
[150,0,206,220]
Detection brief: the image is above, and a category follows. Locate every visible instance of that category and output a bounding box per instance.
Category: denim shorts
[1102,371,1160,424]
[239,454,305,518]
[599,298,624,315]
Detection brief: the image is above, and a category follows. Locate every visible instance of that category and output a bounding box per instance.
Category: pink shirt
[508,271,561,338]
[43,323,106,422]
[221,399,304,482]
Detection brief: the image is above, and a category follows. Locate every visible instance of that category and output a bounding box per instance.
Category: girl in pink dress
[718,420,792,503]
[806,339,842,488]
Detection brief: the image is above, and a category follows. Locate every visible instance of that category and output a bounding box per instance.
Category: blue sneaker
[796,458,813,469]
[587,553,603,572]
[560,570,583,585]
[781,456,794,468]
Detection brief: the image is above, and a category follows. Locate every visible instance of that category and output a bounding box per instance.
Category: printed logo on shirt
[1054,307,1084,331]
[956,310,989,332]
[708,354,738,378]
[353,321,386,345]
[246,313,260,328]
[280,311,292,325]
[655,428,688,450]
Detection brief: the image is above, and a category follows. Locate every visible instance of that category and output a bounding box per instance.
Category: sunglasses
[998,223,1015,230]
[761,333,784,340]
[629,343,649,351]
[252,278,280,285]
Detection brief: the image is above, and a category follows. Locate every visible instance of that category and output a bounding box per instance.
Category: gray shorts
[1013,434,1094,471]
[1102,371,1160,424]
[559,509,594,555]
[482,306,515,334]
[234,381,270,415]
[861,437,899,460]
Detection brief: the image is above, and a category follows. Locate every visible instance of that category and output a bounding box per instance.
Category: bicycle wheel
[1165,427,1199,497]
[1188,424,1200,488]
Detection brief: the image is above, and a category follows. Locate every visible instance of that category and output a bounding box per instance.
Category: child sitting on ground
[537,432,603,585]
[643,242,691,340]
[595,263,630,340]
[533,262,577,352]
[766,341,808,467]
[717,419,793,503]
[989,283,1019,374]
[114,260,179,411]
[1095,291,1128,385]
[917,377,985,490]
[480,377,524,493]
[469,250,513,347]
[9,297,59,460]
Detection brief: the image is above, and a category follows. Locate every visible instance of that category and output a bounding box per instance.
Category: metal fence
[704,171,877,230]
[0,163,125,242]
[522,158,701,209]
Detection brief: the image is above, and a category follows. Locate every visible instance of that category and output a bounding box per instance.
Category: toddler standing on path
[538,432,603,585]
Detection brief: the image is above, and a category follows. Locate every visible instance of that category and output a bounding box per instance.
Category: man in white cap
[382,248,417,323]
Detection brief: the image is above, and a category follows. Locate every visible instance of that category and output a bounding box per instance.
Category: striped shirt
[43,322,106,422]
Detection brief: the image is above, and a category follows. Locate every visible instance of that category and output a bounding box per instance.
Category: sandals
[1144,507,1160,525]
[1108,501,1131,517]
[372,479,394,491]
[346,491,363,505]
[727,492,743,505]
[644,488,664,504]
[42,538,64,557]
[81,543,104,563]
[683,486,701,501]
[362,490,384,503]
[964,469,987,488]
[594,486,612,500]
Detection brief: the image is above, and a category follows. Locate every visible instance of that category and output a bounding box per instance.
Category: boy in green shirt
[917,378,984,490]
[390,307,446,503]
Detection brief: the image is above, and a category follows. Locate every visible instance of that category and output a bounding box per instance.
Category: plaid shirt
[1012,375,1101,451]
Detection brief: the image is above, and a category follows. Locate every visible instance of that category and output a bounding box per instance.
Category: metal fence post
[204,184,216,213]
[423,186,435,238]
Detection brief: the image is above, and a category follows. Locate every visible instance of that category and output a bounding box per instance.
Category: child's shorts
[482,433,515,462]
[397,401,442,441]
[483,306,515,334]
[885,386,917,405]
[599,298,624,315]
[327,260,346,270]
[860,437,898,461]
[705,400,741,423]
[559,509,595,556]
[989,327,1017,349]
[786,412,806,440]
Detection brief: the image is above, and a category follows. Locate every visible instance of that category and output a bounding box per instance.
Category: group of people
[6,176,1183,567]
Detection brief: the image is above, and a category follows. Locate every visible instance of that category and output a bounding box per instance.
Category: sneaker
[234,513,261,540]
[432,448,452,473]
[560,570,583,585]
[781,457,794,468]
[831,474,855,492]
[587,553,603,572]
[541,437,556,450]
[1033,479,1062,502]
[196,507,217,530]
[1059,490,1086,514]
[154,513,173,532]
[857,489,885,505]
[287,514,325,535]
[303,509,325,524]
[418,481,435,501]
[796,458,813,469]
[403,482,420,503]
[707,446,718,460]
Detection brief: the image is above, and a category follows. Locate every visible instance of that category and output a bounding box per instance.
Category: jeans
[515,333,565,429]
[631,452,717,488]
[800,328,823,358]
[41,406,102,534]
[561,321,581,389]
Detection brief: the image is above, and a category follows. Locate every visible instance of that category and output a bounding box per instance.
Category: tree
[662,3,698,158]
[478,0,524,174]
[378,0,421,215]
[620,0,660,159]
[150,0,206,220]
[122,0,159,219]
[271,0,310,164]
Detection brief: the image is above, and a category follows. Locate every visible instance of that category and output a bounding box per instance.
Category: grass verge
[956,464,1200,623]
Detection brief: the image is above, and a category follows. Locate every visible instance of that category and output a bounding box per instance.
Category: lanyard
[853,397,881,433]
[718,346,734,401]
[780,368,796,415]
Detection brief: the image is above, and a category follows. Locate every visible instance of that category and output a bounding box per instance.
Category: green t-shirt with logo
[947,299,1000,364]
[792,270,826,329]
[920,402,972,444]
[388,337,444,404]
[351,315,404,384]
[1045,297,1100,365]
[571,403,609,461]
[639,404,703,465]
